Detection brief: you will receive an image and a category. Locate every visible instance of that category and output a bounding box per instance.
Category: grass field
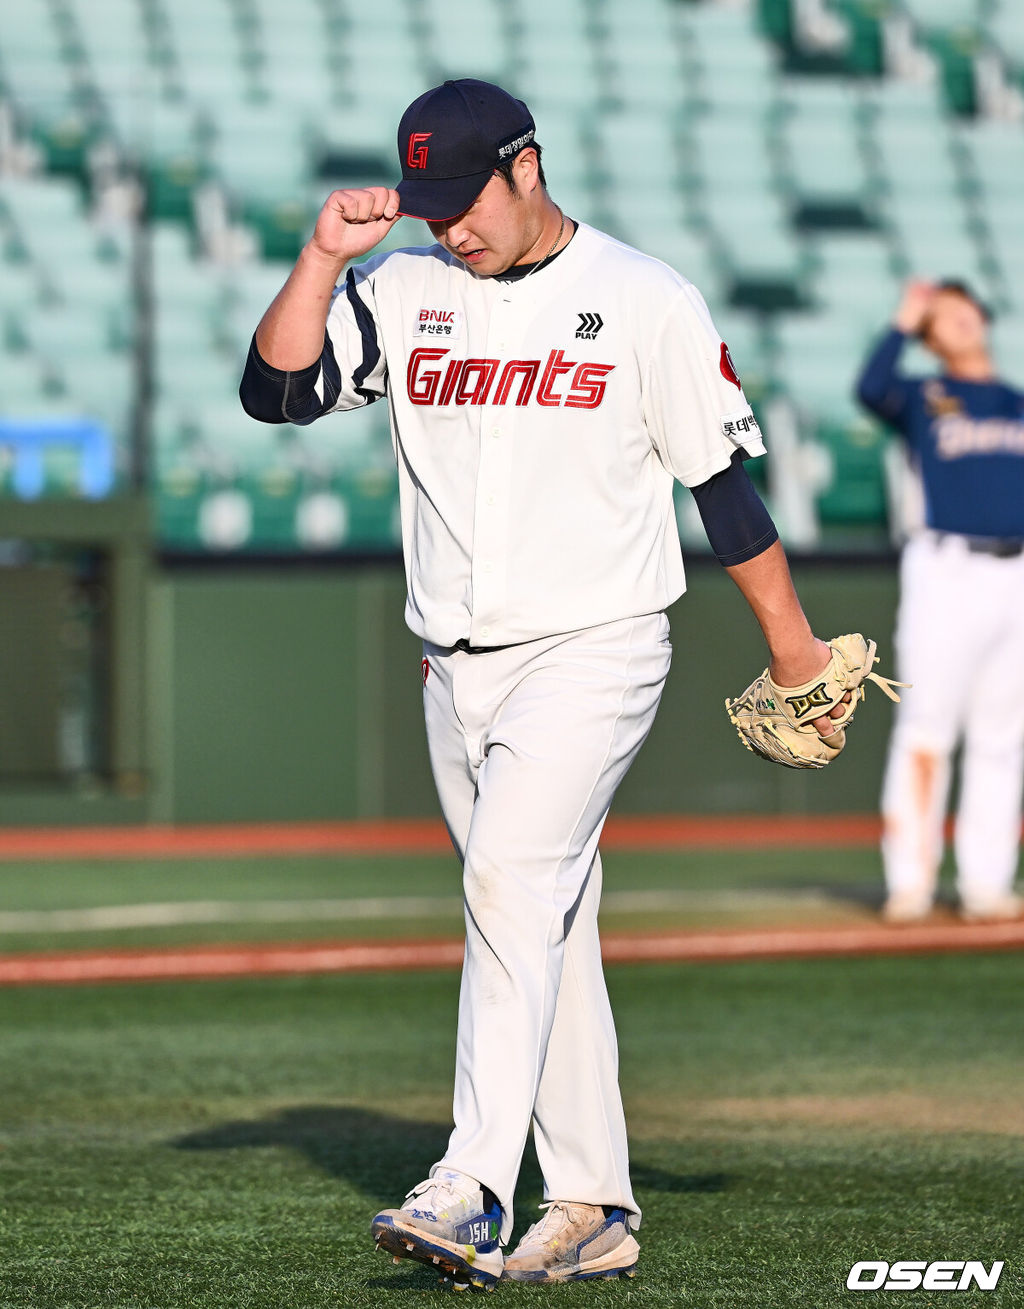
[1,843,1021,1307]
[2,956,1022,1308]
[0,845,951,956]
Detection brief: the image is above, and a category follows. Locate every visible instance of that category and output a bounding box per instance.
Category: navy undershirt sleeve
[239,332,340,425]
[689,450,779,566]
[854,328,916,431]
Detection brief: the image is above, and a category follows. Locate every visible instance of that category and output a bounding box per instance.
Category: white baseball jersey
[319,220,765,647]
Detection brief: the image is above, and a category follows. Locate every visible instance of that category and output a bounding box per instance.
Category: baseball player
[856,280,1024,923]
[240,79,847,1288]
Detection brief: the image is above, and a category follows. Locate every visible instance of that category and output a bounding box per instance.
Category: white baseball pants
[882,531,1024,909]
[421,613,672,1242]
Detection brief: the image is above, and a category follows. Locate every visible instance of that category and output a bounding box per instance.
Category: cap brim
[396,169,493,221]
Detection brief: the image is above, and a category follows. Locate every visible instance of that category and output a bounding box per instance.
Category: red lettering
[565,362,615,409]
[493,360,539,406]
[407,347,449,405]
[454,358,499,405]
[536,349,576,406]
[408,349,613,408]
[407,132,431,169]
[438,359,463,405]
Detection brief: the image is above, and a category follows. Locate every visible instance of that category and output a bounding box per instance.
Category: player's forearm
[725,540,830,684]
[254,242,348,371]
[854,328,906,418]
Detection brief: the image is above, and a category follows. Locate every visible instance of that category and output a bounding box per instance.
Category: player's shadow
[172,1104,457,1207]
[170,1103,727,1209]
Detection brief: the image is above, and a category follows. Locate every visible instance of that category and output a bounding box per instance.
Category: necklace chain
[518,209,564,283]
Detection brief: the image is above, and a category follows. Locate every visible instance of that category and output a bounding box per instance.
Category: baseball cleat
[959,893,1023,922]
[370,1169,503,1290]
[501,1201,639,1283]
[881,891,934,923]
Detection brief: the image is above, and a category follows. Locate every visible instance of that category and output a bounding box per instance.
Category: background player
[241,78,845,1288]
[856,280,1024,923]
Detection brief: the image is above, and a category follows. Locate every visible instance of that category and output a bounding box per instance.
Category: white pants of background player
[882,531,1024,911]
[421,612,671,1244]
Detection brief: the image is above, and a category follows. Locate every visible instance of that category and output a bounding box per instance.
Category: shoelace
[404,1172,478,1212]
[517,1201,582,1250]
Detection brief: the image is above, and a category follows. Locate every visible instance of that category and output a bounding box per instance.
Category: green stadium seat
[808,233,901,323]
[903,0,982,24]
[684,3,781,110]
[515,50,606,111]
[0,176,109,266]
[596,110,680,192]
[780,114,873,213]
[0,348,58,415]
[828,1,887,76]
[985,8,1024,68]
[0,259,48,315]
[774,310,873,413]
[991,314,1024,376]
[18,304,122,361]
[57,256,134,319]
[0,0,77,108]
[57,352,135,445]
[105,99,207,219]
[601,1,687,109]
[814,413,888,525]
[961,121,1024,197]
[421,0,513,83]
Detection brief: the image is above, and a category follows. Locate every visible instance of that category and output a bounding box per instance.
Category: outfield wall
[0,556,900,825]
[147,559,899,823]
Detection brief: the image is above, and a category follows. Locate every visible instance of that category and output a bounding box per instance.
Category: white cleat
[370,1169,504,1290]
[882,891,934,924]
[959,893,1023,923]
[502,1201,639,1283]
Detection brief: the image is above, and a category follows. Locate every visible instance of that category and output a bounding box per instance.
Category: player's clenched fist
[310,186,401,264]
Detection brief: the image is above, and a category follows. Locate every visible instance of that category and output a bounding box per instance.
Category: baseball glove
[725,633,905,769]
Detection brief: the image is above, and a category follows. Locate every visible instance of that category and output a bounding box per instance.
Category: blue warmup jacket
[855,328,1024,539]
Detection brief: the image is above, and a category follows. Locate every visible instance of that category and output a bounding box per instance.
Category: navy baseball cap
[396,79,536,221]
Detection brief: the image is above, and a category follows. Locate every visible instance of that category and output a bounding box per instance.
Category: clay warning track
[0,815,885,861]
[3,918,1023,986]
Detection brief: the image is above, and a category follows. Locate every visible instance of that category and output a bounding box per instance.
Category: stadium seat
[600,0,687,109]
[807,233,900,325]
[986,6,1024,68]
[814,413,889,525]
[420,0,512,83]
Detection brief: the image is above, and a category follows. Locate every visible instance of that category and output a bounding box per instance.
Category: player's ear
[514,148,539,196]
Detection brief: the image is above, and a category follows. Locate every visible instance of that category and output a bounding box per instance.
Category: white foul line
[0,888,837,935]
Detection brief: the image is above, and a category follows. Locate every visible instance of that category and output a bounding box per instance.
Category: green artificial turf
[2,953,1022,1307]
[0,846,929,954]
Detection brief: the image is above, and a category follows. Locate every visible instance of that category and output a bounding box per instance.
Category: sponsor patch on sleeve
[413,307,463,340]
[722,407,761,440]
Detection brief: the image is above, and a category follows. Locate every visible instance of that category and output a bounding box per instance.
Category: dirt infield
[3,917,1023,986]
[0,814,886,860]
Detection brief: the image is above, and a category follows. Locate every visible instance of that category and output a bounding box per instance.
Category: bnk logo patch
[785,682,832,720]
[414,307,463,340]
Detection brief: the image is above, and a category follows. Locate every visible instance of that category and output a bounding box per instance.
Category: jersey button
[483,561,493,573]
[486,494,496,506]
[491,428,500,438]
[480,625,491,638]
